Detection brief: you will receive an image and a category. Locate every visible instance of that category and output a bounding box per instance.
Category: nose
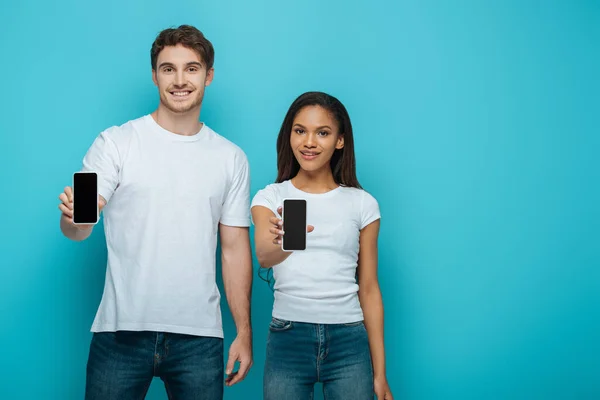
[174,70,185,86]
[304,133,317,148]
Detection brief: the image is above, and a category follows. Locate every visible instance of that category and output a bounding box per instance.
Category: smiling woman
[251,92,394,400]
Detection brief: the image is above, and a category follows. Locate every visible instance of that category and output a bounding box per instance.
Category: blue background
[1,0,598,399]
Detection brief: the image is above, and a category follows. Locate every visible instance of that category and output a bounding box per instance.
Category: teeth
[172,91,190,96]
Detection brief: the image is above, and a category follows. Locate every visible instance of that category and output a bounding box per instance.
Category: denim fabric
[263,318,374,400]
[85,331,224,400]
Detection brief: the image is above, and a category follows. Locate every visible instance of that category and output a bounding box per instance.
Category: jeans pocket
[269,317,293,332]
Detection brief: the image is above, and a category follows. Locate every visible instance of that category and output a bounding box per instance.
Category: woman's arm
[251,205,293,268]
[358,219,393,399]
[251,205,314,269]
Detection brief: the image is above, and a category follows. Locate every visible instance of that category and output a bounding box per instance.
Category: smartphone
[281,199,307,251]
[73,172,99,225]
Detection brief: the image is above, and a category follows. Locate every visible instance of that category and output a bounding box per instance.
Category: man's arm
[220,223,253,386]
[59,130,120,241]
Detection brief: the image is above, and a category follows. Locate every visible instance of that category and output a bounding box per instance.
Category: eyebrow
[293,123,332,130]
[157,61,203,69]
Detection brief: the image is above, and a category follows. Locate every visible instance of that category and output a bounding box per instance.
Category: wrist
[236,324,252,336]
[374,370,387,380]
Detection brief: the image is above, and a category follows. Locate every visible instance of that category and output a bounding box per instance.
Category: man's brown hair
[151,25,214,70]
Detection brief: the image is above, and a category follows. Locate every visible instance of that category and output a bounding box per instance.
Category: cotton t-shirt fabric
[251,180,380,324]
[81,114,251,338]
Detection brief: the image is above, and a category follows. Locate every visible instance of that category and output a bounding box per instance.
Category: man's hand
[225,331,253,386]
[58,186,106,241]
[58,186,105,229]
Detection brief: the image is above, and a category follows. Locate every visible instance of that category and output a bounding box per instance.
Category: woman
[251,91,393,400]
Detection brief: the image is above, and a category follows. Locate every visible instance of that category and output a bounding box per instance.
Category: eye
[163,67,174,73]
[317,130,329,137]
[294,128,305,135]
[188,67,198,72]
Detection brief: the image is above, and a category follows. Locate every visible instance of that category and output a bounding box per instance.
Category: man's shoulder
[204,125,248,160]
[99,115,147,142]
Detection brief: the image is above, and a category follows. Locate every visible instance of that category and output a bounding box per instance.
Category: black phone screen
[282,199,307,251]
[73,172,98,224]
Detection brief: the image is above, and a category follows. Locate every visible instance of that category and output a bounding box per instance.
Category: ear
[335,134,345,150]
[205,67,215,87]
[152,69,158,87]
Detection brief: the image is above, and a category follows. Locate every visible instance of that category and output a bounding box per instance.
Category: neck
[292,167,339,193]
[152,103,203,136]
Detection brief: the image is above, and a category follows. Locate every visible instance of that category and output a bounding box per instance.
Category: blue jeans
[85,331,224,400]
[264,318,374,400]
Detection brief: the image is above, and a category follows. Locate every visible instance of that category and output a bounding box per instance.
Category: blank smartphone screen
[73,172,98,224]
[282,199,307,251]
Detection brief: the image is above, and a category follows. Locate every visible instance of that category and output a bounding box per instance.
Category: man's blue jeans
[85,331,224,400]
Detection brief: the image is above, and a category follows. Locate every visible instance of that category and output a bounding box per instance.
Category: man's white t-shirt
[81,114,250,338]
[251,180,380,324]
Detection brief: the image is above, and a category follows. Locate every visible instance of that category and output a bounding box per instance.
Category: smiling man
[57,25,253,399]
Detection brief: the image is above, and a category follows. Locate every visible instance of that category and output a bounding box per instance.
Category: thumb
[307,225,314,233]
[226,353,237,374]
[98,196,107,211]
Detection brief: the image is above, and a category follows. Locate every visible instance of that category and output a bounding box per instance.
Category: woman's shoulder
[259,180,289,193]
[253,181,289,201]
[339,186,378,201]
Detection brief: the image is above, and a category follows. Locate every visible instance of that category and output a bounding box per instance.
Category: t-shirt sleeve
[220,150,251,227]
[251,185,279,222]
[81,130,121,204]
[360,190,381,229]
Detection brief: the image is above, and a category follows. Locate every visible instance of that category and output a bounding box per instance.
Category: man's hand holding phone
[58,186,105,231]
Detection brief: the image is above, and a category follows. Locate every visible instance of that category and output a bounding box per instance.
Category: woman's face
[290,105,345,174]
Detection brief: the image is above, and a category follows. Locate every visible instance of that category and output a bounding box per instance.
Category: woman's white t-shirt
[251,180,380,324]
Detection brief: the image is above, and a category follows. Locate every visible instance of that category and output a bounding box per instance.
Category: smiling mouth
[170,90,193,98]
[299,150,321,160]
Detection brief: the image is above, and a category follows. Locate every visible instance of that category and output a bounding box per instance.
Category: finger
[228,359,251,385]
[225,372,237,386]
[64,186,73,202]
[307,225,314,233]
[272,238,281,245]
[269,217,282,226]
[58,193,73,209]
[269,227,284,235]
[59,204,73,218]
[225,353,237,376]
[277,206,282,216]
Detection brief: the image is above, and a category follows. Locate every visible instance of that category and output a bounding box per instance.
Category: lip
[299,150,320,161]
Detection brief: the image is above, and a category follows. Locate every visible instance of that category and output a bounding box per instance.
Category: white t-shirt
[251,180,380,324]
[81,114,251,338]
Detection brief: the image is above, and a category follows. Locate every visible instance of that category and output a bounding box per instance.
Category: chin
[160,93,203,114]
[297,162,327,173]
[164,100,201,114]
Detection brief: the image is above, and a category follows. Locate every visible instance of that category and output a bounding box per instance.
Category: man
[57,25,253,399]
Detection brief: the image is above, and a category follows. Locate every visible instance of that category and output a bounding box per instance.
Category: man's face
[152,44,214,114]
